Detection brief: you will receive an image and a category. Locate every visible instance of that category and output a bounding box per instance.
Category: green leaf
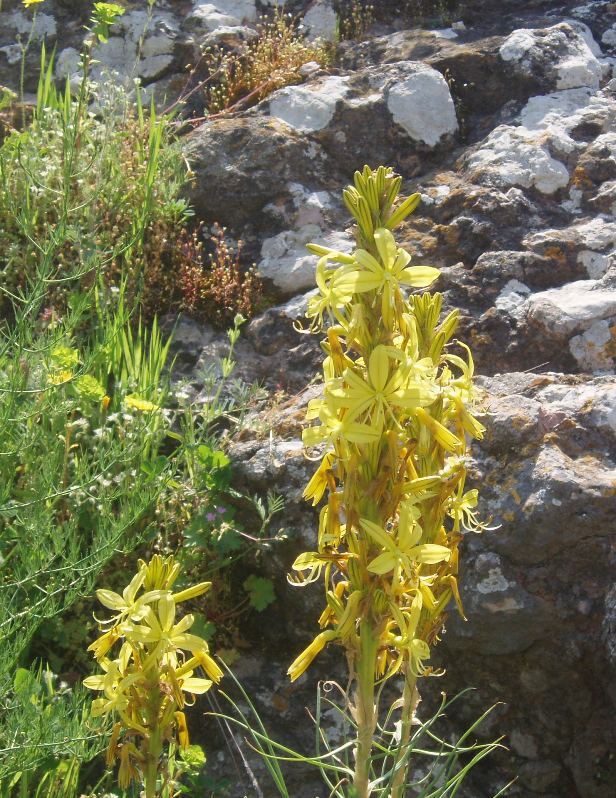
[13,668,34,692]
[243,575,276,612]
[180,743,207,770]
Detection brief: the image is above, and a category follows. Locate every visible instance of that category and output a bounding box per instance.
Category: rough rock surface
[4,1,616,797]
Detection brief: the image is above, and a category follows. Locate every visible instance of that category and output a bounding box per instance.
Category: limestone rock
[385,62,458,146]
[499,22,603,91]
[302,0,338,43]
[257,226,353,294]
[268,76,350,133]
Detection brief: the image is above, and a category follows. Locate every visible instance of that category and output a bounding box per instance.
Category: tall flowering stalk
[85,555,222,797]
[288,166,487,798]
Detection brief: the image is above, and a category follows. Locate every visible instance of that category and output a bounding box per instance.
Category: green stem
[353,620,378,798]
[390,672,419,798]
[144,725,163,798]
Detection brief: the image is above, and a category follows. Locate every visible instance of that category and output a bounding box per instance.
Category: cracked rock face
[4,0,616,796]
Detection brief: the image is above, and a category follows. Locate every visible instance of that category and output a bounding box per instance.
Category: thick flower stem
[390,672,419,798]
[144,728,163,798]
[353,621,379,798]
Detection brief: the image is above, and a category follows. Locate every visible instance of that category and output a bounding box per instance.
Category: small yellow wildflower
[84,556,221,794]
[124,394,159,412]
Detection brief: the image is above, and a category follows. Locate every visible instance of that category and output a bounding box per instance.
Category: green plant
[0,31,186,787]
[210,668,505,798]
[336,2,375,41]
[90,2,125,43]
[178,224,263,329]
[201,11,330,115]
[287,165,490,797]
[0,47,189,324]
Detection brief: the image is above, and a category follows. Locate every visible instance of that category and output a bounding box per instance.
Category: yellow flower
[306,256,356,329]
[84,656,143,731]
[94,568,165,629]
[121,594,223,683]
[386,595,431,677]
[303,452,336,505]
[23,1,46,9]
[329,345,434,430]
[302,401,381,448]
[124,394,160,412]
[360,513,450,577]
[47,369,73,386]
[337,229,440,328]
[288,630,337,682]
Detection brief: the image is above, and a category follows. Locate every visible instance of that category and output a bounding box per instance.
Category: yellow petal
[337,271,381,293]
[96,589,125,611]
[360,518,397,553]
[173,582,212,603]
[374,228,397,266]
[122,569,146,603]
[368,346,390,392]
[409,544,451,564]
[400,266,440,288]
[83,675,106,691]
[181,677,213,694]
[158,594,176,632]
[367,551,397,575]
[342,422,381,444]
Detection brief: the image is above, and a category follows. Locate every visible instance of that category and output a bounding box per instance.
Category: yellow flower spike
[290,167,488,798]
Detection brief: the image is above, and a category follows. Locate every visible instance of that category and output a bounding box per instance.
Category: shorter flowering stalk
[84,555,221,797]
